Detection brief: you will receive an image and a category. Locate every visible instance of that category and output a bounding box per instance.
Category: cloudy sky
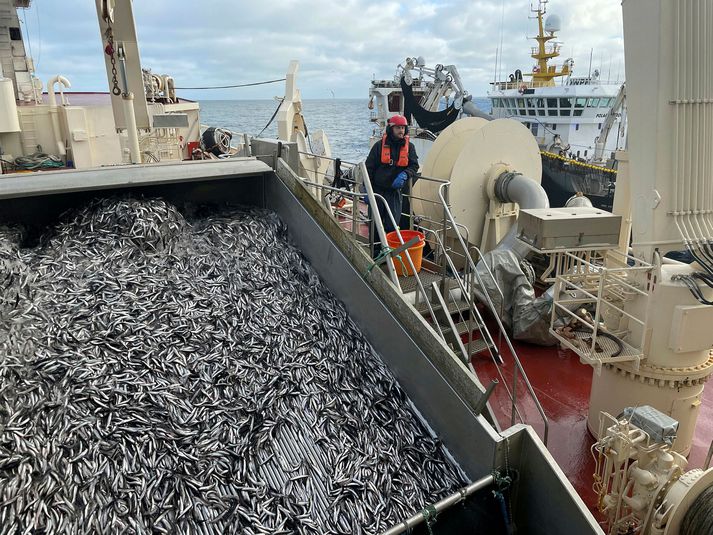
[19,0,625,100]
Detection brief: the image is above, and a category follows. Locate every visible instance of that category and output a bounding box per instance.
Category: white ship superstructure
[489,80,624,162]
[488,1,627,204]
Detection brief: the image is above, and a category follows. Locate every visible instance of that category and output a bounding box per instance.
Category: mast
[529,0,569,86]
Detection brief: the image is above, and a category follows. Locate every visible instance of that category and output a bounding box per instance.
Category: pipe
[493,171,550,258]
[47,76,72,158]
[380,474,495,535]
[469,170,560,346]
[462,100,494,121]
[163,75,176,103]
[495,171,550,210]
[122,92,142,164]
[47,75,71,107]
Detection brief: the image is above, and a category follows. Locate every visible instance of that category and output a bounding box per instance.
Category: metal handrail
[299,177,444,340]
[467,245,505,309]
[295,150,360,167]
[423,228,527,426]
[370,193,444,340]
[422,229,499,361]
[705,438,713,470]
[437,182,549,445]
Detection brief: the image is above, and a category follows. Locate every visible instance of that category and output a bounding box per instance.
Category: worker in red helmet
[365,114,419,256]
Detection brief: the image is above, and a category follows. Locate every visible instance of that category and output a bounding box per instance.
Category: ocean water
[198,98,492,163]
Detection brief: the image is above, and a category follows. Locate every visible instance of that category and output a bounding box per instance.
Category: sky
[18,0,625,101]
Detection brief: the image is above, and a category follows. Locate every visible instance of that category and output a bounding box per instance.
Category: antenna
[530,0,548,17]
[497,0,505,84]
[494,47,499,85]
[588,48,593,78]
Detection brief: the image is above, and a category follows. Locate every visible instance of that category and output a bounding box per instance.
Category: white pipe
[163,75,175,103]
[48,107,66,157]
[47,75,71,107]
[493,171,550,257]
[122,92,142,164]
[673,0,681,212]
[46,74,72,158]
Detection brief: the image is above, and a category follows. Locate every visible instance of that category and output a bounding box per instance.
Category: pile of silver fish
[0,198,467,534]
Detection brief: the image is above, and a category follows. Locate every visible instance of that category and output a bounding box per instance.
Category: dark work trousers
[369,187,403,258]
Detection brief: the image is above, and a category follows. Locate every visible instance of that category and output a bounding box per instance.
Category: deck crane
[592,83,626,164]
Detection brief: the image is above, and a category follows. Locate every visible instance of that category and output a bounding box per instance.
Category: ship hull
[540,153,615,210]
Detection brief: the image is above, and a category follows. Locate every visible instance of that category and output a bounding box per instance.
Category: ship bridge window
[388,93,402,112]
[559,98,572,116]
[574,97,586,116]
[9,27,22,41]
[600,97,612,107]
[526,98,536,115]
[587,98,600,107]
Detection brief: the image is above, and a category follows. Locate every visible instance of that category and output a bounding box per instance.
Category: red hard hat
[387,114,408,126]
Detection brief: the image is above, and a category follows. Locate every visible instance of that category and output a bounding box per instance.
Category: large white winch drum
[412,118,541,249]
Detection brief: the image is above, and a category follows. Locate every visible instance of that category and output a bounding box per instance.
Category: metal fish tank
[0,141,600,534]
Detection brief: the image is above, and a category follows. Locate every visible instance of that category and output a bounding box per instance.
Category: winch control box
[517,207,622,250]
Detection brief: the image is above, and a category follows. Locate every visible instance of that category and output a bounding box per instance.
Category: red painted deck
[469,323,713,521]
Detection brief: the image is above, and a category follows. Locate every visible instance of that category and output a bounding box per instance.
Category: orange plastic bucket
[386,230,425,276]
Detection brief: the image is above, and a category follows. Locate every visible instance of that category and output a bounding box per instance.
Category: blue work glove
[391,171,408,190]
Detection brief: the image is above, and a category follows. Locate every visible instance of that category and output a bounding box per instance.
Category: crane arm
[593,83,626,162]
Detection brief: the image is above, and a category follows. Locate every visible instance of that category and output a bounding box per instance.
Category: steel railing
[290,150,549,443]
[436,182,549,444]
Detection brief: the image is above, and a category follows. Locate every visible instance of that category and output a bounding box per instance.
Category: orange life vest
[380,134,410,167]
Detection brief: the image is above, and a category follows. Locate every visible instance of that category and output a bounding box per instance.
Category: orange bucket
[386,230,425,276]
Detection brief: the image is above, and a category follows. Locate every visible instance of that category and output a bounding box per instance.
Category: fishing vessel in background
[367,1,626,210]
[487,0,626,209]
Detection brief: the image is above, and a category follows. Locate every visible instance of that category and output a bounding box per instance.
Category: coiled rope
[14,152,64,170]
[681,483,713,534]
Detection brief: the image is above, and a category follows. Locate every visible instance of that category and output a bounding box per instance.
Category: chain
[104,26,122,96]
